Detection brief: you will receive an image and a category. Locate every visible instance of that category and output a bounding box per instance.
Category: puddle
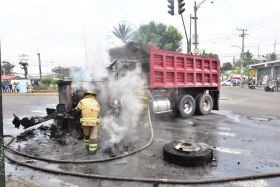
[248,117,270,121]
[211,110,241,123]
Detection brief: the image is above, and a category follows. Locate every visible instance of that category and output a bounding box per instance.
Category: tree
[52,66,64,74]
[220,62,232,72]
[244,50,253,62]
[133,21,183,52]
[203,52,219,59]
[1,61,15,75]
[112,23,134,43]
[41,77,53,86]
[263,52,280,61]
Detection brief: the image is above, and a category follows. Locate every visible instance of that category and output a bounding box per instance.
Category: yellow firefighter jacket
[137,88,150,108]
[77,96,100,126]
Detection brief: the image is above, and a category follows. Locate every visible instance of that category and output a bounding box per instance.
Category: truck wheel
[194,93,203,114]
[177,95,195,118]
[195,94,213,115]
[163,140,213,167]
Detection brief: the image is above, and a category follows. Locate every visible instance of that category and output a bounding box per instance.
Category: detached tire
[195,94,213,115]
[163,140,213,167]
[177,95,195,119]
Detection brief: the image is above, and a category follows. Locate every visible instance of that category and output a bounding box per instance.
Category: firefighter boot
[84,135,90,150]
[89,139,98,154]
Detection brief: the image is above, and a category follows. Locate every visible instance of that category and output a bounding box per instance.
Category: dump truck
[108,42,220,118]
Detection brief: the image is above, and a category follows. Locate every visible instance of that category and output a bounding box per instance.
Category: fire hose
[4,105,280,185]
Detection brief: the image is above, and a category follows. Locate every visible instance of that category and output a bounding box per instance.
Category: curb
[2,93,58,96]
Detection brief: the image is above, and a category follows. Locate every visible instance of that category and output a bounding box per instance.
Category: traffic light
[167,0,174,16]
[178,0,185,14]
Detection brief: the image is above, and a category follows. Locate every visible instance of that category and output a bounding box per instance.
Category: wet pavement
[3,88,280,187]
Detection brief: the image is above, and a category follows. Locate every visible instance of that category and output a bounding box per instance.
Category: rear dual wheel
[195,94,213,115]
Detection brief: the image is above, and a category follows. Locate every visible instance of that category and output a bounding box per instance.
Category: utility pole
[0,39,6,187]
[192,0,213,54]
[189,14,192,54]
[37,53,42,82]
[232,56,235,75]
[237,28,247,78]
[193,1,199,50]
[51,61,53,78]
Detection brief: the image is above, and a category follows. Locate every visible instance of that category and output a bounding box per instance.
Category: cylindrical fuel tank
[153,98,171,113]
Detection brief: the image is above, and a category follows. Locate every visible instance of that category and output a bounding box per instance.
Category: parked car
[220,79,232,86]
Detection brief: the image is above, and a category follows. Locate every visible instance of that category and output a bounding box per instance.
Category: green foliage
[244,50,253,61]
[112,23,134,43]
[41,77,53,86]
[204,52,219,58]
[133,21,183,52]
[52,66,63,74]
[263,52,280,61]
[221,62,232,72]
[36,78,58,91]
[1,61,15,75]
[51,79,58,85]
[33,84,58,91]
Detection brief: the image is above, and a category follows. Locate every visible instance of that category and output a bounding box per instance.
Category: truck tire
[194,93,203,114]
[195,94,213,115]
[163,140,213,167]
[177,95,195,118]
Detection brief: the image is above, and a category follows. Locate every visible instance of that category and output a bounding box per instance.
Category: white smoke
[72,43,144,145]
[100,69,144,144]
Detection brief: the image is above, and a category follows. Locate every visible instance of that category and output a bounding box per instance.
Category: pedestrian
[2,83,5,93]
[28,84,33,93]
[8,83,12,92]
[241,79,245,88]
[26,82,29,93]
[265,78,270,91]
[258,78,261,89]
[12,82,16,93]
[75,90,101,154]
[275,78,279,92]
[4,83,8,93]
[17,82,20,93]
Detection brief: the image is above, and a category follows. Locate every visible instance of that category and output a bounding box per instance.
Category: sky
[1,0,280,77]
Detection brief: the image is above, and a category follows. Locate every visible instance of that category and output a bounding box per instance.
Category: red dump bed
[149,48,220,90]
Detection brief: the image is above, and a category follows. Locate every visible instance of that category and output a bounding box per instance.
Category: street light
[19,54,29,62]
[192,0,214,54]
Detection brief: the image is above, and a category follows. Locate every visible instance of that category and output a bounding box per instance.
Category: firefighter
[76,90,100,154]
[136,79,151,127]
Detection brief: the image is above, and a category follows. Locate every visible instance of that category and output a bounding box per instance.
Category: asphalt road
[2,88,280,187]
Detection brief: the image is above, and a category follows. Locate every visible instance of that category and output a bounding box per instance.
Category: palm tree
[263,52,280,61]
[112,23,134,43]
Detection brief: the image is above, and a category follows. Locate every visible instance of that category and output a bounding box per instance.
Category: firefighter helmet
[84,90,96,96]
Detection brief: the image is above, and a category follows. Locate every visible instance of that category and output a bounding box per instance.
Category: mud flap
[209,90,219,110]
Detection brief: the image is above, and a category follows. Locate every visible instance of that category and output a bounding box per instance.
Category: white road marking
[31,110,46,113]
[50,179,80,187]
[216,131,236,137]
[217,127,231,131]
[231,179,269,187]
[215,147,250,156]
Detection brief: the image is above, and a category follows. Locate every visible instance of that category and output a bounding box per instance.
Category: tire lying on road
[163,140,213,167]
[195,93,213,115]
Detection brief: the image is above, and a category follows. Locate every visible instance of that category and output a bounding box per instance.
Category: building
[1,75,20,83]
[250,60,280,81]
